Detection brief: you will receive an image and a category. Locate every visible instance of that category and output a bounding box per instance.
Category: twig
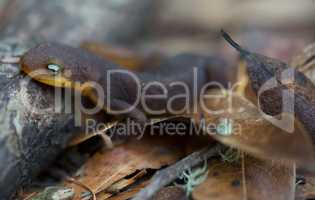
[132,144,221,200]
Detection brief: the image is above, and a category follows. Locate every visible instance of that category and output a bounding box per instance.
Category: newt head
[20,43,97,90]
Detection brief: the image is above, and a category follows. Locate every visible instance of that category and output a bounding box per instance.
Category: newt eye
[47,64,62,74]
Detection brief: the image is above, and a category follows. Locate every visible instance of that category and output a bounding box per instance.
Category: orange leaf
[192,155,295,200]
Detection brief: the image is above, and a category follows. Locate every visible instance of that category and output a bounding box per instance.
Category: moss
[176,160,209,196]
[31,186,74,200]
[219,147,241,164]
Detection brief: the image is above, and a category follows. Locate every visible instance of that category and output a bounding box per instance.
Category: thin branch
[132,144,221,200]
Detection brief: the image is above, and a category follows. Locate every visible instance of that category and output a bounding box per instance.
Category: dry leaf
[192,155,295,200]
[192,159,242,200]
[290,43,315,199]
[96,170,148,199]
[106,180,150,200]
[105,170,147,194]
[195,89,315,169]
[152,186,187,200]
[64,135,186,199]
[243,155,295,200]
[221,31,315,158]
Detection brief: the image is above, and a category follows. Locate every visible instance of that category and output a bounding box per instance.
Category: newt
[21,43,229,123]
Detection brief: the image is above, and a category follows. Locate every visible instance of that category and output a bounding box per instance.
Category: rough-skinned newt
[21,43,228,122]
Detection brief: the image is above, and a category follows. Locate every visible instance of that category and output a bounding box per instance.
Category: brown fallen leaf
[221,31,315,162]
[64,135,186,199]
[195,89,315,169]
[243,155,295,200]
[192,155,295,200]
[106,180,150,200]
[105,169,147,194]
[96,170,148,199]
[192,158,242,200]
[290,42,315,199]
[152,186,187,200]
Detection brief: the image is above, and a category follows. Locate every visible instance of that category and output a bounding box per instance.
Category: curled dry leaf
[221,31,315,170]
[195,89,315,169]
[291,43,315,200]
[192,155,295,200]
[222,31,315,141]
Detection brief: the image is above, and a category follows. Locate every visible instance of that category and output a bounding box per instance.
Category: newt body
[21,43,226,122]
